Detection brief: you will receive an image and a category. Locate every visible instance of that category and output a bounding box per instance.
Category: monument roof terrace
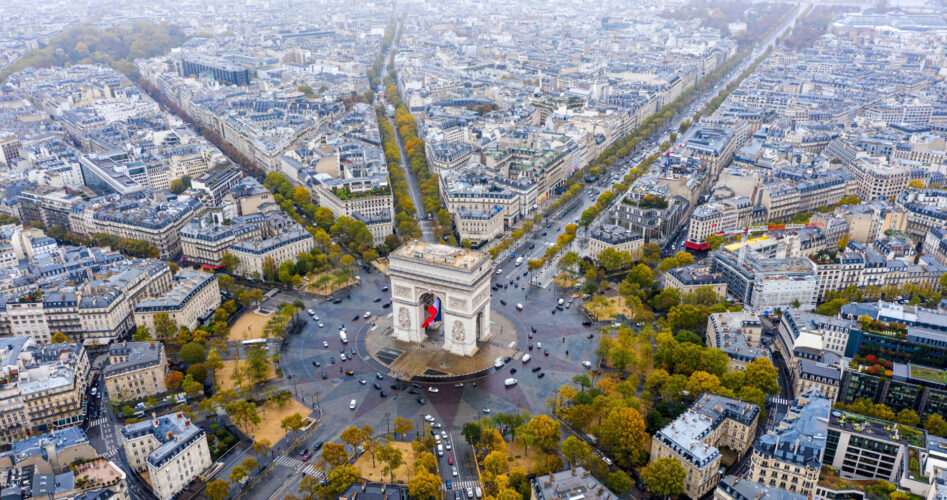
[391,240,489,272]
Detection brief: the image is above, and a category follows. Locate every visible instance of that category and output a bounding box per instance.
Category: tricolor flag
[422,297,442,328]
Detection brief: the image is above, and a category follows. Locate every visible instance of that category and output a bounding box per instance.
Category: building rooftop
[121,412,204,468]
[755,390,831,469]
[390,240,489,271]
[533,466,618,500]
[717,475,807,500]
[103,342,163,378]
[655,393,759,469]
[134,269,216,312]
[11,426,90,465]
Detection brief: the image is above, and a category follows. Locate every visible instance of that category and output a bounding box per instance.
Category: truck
[515,257,523,266]
[340,332,348,344]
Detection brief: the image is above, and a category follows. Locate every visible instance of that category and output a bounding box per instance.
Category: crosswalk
[101,448,119,459]
[88,417,108,427]
[445,480,480,491]
[274,455,327,480]
[768,397,790,406]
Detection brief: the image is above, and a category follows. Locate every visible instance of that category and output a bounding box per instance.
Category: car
[382,302,391,308]
[391,383,402,390]
[340,353,347,361]
[445,479,453,490]
[432,423,442,429]
[382,286,389,292]
[445,440,452,450]
[516,303,523,310]
[409,387,419,394]
[359,378,367,385]
[411,383,421,388]
[332,298,342,304]
[510,368,517,374]
[582,321,592,326]
[349,399,356,410]
[482,408,491,414]
[587,333,594,339]
[530,326,537,333]
[551,309,556,314]
[582,360,592,368]
[318,322,324,328]
[537,342,542,349]
[441,431,448,440]
[322,341,329,348]
[500,299,507,306]
[339,324,345,330]
[532,366,542,372]
[307,309,315,316]
[373,297,382,302]
[538,372,545,378]
[454,382,464,388]
[376,372,384,380]
[602,456,613,466]
[373,382,382,389]
[300,448,309,458]
[313,361,321,367]
[351,347,356,355]
[448,456,454,465]
[467,488,475,498]
[424,414,435,422]
[428,386,439,393]
[454,492,461,500]
[556,305,563,311]
[452,466,458,477]
[322,371,328,379]
[528,343,533,350]
[329,356,335,363]
[345,369,354,376]
[380,391,388,397]
[544,349,549,356]
[363,311,371,318]
[340,346,345,353]
[417,397,426,405]
[476,486,483,498]
[351,314,359,321]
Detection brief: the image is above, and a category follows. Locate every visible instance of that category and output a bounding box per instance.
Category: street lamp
[289,374,297,396]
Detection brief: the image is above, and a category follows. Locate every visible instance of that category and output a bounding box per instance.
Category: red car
[448,456,454,465]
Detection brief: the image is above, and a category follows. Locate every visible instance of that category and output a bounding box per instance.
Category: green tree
[228,465,248,485]
[133,325,152,341]
[393,416,413,437]
[153,312,177,340]
[925,414,947,437]
[599,407,650,467]
[605,470,634,494]
[220,252,240,273]
[641,457,686,497]
[281,412,307,440]
[378,442,405,482]
[461,421,482,446]
[743,357,781,395]
[181,374,203,397]
[561,436,592,466]
[180,342,206,365]
[186,363,207,383]
[897,409,920,427]
[321,442,348,467]
[325,464,360,496]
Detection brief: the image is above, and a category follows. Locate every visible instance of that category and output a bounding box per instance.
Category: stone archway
[388,241,493,357]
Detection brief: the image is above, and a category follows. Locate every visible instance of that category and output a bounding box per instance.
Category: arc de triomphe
[387,240,492,357]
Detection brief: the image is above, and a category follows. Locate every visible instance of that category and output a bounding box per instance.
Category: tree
[244,344,270,385]
[133,325,152,341]
[641,457,686,497]
[415,451,437,474]
[461,421,482,446]
[897,409,920,427]
[153,312,177,340]
[50,332,71,343]
[181,374,203,397]
[281,412,307,440]
[378,443,405,482]
[605,470,634,494]
[940,272,947,292]
[241,456,259,473]
[599,407,650,467]
[483,450,510,477]
[180,342,206,365]
[561,436,592,466]
[325,464,360,496]
[743,358,780,395]
[228,465,248,485]
[205,479,230,500]
[393,416,413,437]
[165,370,184,389]
[206,349,223,375]
[909,179,926,189]
[408,469,442,500]
[705,233,725,250]
[925,414,947,437]
[220,252,240,273]
[321,443,348,467]
[187,363,207,383]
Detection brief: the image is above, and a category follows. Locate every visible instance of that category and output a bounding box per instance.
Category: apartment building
[587,224,644,261]
[455,207,504,245]
[133,269,220,333]
[680,125,738,177]
[922,228,947,267]
[650,393,760,499]
[710,249,819,313]
[425,141,474,172]
[663,264,727,299]
[757,169,852,222]
[838,362,947,420]
[810,241,946,301]
[610,179,689,246]
[231,226,314,278]
[17,186,83,232]
[686,197,758,250]
[715,475,806,500]
[847,157,911,200]
[122,412,211,500]
[191,164,243,206]
[0,338,89,444]
[748,390,831,497]
[180,213,265,266]
[439,168,530,230]
[705,312,768,370]
[310,174,394,245]
[2,425,97,474]
[104,342,168,401]
[897,189,947,242]
[221,177,276,216]
[532,466,618,500]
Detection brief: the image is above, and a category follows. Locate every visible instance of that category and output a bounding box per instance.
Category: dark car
[530,326,536,333]
[313,441,323,451]
[505,356,512,363]
[312,361,321,367]
[500,299,507,306]
[380,391,388,398]
[587,334,595,339]
[376,372,384,380]
[332,298,342,304]
[544,349,549,356]
[352,314,359,321]
[582,321,592,326]
[510,368,517,374]
[417,398,426,405]
[321,371,328,379]
[329,356,335,363]
[528,343,533,350]
[532,366,542,372]
[381,286,389,292]
[300,448,309,458]
[383,302,391,308]
[409,387,419,394]
[529,244,535,249]
[374,297,382,302]
[391,383,402,390]
[373,382,382,390]
[551,309,556,314]
[537,372,545,378]
[411,382,421,388]
[351,347,356,355]
[556,305,564,311]
[340,346,345,353]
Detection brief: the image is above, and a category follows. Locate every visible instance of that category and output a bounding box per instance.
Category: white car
[349,399,357,410]
[318,322,324,328]
[424,414,435,422]
[440,431,448,440]
[582,360,592,368]
[452,466,458,476]
[516,303,523,310]
[428,386,439,393]
[307,309,315,316]
[445,441,452,450]
[496,269,503,275]
[363,311,371,318]
[340,353,347,361]
[482,408,491,414]
[322,341,329,348]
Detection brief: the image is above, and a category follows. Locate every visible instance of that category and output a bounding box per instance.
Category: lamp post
[289,374,298,396]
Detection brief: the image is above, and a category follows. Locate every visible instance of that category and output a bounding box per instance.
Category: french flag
[422,298,442,328]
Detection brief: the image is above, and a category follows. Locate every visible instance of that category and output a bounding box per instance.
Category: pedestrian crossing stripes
[274,455,305,471]
[101,448,119,459]
[302,464,327,480]
[88,417,108,427]
[768,397,790,406]
[445,480,480,491]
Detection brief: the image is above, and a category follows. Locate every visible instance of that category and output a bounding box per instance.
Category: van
[475,486,483,498]
[522,354,531,363]
[515,257,523,266]
[504,378,518,387]
[437,444,444,456]
[340,332,348,344]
